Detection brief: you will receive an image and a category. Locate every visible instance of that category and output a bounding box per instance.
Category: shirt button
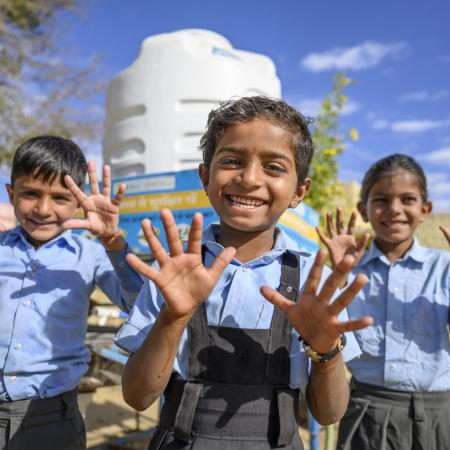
[14,343,22,350]
[11,376,17,383]
[23,300,31,306]
[118,262,125,268]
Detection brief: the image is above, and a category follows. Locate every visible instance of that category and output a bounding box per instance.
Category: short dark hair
[360,153,428,204]
[199,96,314,185]
[11,135,87,189]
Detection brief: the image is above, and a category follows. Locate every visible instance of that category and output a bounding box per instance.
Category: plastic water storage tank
[103,29,281,178]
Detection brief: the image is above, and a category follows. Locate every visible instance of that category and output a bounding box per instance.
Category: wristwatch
[299,334,347,363]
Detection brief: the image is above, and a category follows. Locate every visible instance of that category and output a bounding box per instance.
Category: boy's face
[199,118,309,236]
[6,174,79,247]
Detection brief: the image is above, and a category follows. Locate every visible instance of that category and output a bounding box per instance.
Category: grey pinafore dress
[148,251,304,450]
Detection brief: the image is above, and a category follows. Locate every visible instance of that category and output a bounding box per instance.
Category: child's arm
[440,226,450,246]
[122,209,236,410]
[260,250,373,425]
[316,208,369,269]
[63,161,126,250]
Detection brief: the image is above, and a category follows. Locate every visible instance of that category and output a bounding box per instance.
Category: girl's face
[357,169,431,256]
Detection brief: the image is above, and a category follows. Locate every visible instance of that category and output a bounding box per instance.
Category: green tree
[0,0,104,164]
[305,72,356,217]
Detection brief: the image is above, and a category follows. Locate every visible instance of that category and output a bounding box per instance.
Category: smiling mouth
[28,218,58,227]
[382,221,407,227]
[227,195,266,209]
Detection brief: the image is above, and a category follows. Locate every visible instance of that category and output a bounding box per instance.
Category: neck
[375,237,414,262]
[218,224,277,263]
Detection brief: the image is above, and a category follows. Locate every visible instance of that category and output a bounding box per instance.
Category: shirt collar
[359,237,428,266]
[3,226,77,252]
[201,224,294,265]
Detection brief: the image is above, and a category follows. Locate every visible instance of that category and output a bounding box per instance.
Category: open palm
[316,209,369,269]
[261,250,372,354]
[126,209,236,319]
[63,161,125,238]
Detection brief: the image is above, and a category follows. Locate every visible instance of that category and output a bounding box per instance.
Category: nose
[35,196,52,216]
[387,198,402,214]
[237,163,263,188]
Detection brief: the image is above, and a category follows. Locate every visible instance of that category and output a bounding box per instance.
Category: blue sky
[5,0,450,211]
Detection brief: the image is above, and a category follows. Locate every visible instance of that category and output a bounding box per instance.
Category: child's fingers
[160,209,183,257]
[64,174,87,204]
[87,161,100,195]
[141,219,170,265]
[112,183,126,206]
[347,211,357,235]
[327,273,368,316]
[126,252,159,281]
[260,285,294,316]
[317,254,355,304]
[303,249,326,296]
[102,165,111,198]
[336,208,344,234]
[336,315,374,333]
[439,226,450,245]
[315,227,329,246]
[62,218,90,231]
[326,213,336,238]
[208,247,236,280]
[186,213,203,254]
[356,233,370,254]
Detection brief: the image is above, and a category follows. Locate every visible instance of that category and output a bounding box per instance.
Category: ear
[290,178,311,208]
[357,201,368,222]
[419,200,432,222]
[6,184,14,205]
[198,164,209,194]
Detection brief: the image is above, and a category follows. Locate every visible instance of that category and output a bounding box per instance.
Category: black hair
[11,135,87,189]
[199,96,314,186]
[360,153,428,204]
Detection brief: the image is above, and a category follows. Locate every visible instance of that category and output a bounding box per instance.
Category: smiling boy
[116,96,372,449]
[0,136,143,450]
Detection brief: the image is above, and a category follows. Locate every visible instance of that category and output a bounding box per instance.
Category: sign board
[111,169,320,255]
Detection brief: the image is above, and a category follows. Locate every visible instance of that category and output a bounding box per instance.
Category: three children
[0,136,142,449]
[115,96,372,449]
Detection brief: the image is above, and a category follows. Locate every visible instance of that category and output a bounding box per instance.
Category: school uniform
[337,239,450,450]
[116,224,361,449]
[0,227,143,450]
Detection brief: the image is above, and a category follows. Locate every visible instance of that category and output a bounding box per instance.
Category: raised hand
[126,209,236,319]
[0,222,5,232]
[261,249,373,354]
[440,226,450,247]
[316,209,369,269]
[63,161,125,239]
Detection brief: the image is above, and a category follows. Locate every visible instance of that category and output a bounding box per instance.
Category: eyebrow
[215,146,294,164]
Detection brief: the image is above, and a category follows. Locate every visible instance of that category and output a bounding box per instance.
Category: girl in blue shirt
[317,154,450,450]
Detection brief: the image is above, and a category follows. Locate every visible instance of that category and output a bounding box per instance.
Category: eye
[219,158,241,167]
[371,197,387,204]
[264,164,287,175]
[54,195,72,204]
[402,196,418,204]
[22,190,39,198]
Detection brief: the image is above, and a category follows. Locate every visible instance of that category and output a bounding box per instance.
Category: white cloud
[297,98,322,117]
[391,119,450,133]
[399,90,450,102]
[301,41,407,72]
[296,98,360,118]
[417,147,450,165]
[372,118,450,133]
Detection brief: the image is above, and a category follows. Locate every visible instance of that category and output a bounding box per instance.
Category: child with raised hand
[0,135,143,450]
[317,154,450,450]
[116,96,372,450]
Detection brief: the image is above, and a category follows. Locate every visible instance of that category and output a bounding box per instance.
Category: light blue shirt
[0,226,143,400]
[116,225,361,393]
[346,239,450,391]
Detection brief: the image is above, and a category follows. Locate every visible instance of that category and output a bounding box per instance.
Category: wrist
[300,334,346,364]
[100,231,126,252]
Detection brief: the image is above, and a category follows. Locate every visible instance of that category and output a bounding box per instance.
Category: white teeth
[229,196,265,208]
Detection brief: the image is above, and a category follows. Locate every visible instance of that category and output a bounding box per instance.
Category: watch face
[303,334,346,363]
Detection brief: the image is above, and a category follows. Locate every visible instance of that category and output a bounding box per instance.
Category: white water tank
[103,29,281,178]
